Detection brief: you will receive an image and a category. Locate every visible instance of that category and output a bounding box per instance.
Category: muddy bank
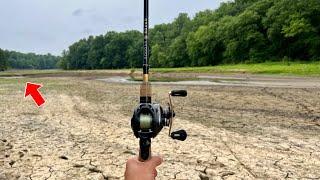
[99,74,320,88]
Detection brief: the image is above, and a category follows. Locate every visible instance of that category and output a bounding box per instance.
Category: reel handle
[170,90,187,97]
[171,130,187,141]
[139,138,151,162]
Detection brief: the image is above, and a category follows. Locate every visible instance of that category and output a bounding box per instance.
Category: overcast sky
[0,0,226,55]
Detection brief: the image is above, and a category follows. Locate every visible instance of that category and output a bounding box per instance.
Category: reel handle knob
[170,90,187,97]
[171,130,187,141]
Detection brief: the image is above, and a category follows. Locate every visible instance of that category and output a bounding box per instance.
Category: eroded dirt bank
[0,77,320,179]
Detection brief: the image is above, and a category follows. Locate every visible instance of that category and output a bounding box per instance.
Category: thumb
[147,156,163,168]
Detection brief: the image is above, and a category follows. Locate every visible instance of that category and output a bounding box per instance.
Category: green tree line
[60,0,320,69]
[0,49,59,71]
[59,31,143,69]
[0,48,8,71]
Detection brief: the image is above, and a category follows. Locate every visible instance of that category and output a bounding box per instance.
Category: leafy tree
[0,48,8,71]
[126,38,143,68]
[263,0,320,59]
[168,35,190,67]
[187,22,224,66]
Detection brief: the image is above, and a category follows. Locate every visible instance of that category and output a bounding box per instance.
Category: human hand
[125,156,163,180]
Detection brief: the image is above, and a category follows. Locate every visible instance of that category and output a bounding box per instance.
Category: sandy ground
[0,74,320,180]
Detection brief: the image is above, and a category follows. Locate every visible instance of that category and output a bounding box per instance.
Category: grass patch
[0,69,63,77]
[1,62,319,77]
[0,69,132,77]
[152,62,320,76]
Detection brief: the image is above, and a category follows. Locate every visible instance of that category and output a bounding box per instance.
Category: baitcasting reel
[131,90,188,161]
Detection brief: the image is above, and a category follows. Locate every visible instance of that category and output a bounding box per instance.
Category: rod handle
[139,138,151,162]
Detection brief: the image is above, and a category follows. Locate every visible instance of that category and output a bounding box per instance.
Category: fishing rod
[131,0,188,161]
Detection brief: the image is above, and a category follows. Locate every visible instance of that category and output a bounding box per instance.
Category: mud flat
[0,74,320,179]
[100,74,320,88]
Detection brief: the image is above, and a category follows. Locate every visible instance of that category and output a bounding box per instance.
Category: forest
[0,49,59,71]
[59,0,320,70]
[1,0,319,71]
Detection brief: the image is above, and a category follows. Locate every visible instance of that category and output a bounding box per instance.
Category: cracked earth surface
[0,76,320,179]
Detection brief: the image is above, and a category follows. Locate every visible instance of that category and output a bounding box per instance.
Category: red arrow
[24,82,46,107]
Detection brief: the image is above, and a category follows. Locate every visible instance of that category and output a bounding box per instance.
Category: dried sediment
[0,77,320,179]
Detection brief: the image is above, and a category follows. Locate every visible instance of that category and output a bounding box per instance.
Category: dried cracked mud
[0,75,320,180]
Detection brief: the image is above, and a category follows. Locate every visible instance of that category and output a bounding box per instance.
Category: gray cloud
[72,8,95,17]
[72,8,85,16]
